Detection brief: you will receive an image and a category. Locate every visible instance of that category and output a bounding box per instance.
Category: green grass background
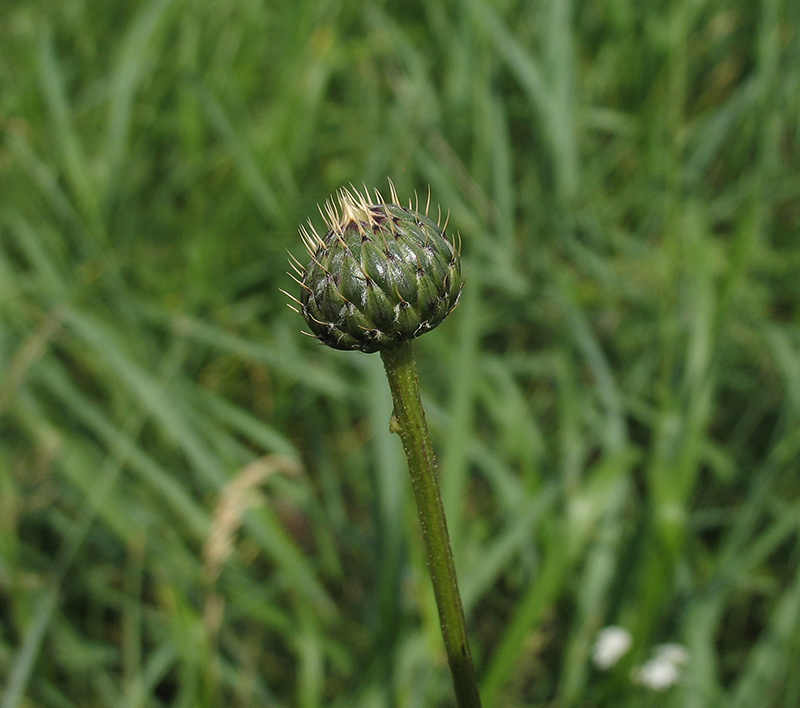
[2,0,799,706]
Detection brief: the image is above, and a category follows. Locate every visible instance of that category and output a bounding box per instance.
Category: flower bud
[287,184,462,353]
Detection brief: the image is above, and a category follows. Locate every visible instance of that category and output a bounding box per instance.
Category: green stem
[380,341,482,708]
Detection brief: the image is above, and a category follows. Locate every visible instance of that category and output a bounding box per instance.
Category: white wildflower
[592,626,633,669]
[654,643,689,667]
[632,643,689,691]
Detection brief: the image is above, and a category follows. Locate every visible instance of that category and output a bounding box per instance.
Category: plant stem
[380,341,482,708]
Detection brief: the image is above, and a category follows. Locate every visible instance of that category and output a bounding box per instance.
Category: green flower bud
[286,184,462,353]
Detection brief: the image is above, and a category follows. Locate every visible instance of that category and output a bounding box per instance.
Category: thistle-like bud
[286,184,463,353]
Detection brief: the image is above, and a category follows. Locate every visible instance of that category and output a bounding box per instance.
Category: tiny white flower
[593,626,632,669]
[632,643,689,691]
[654,643,689,666]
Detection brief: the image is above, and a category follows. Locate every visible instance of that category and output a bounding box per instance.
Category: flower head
[285,183,462,353]
[632,643,690,691]
[593,626,633,669]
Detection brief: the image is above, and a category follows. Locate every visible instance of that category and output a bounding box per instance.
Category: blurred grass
[1,0,799,706]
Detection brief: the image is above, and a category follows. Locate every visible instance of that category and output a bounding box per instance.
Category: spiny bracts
[285,184,462,353]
